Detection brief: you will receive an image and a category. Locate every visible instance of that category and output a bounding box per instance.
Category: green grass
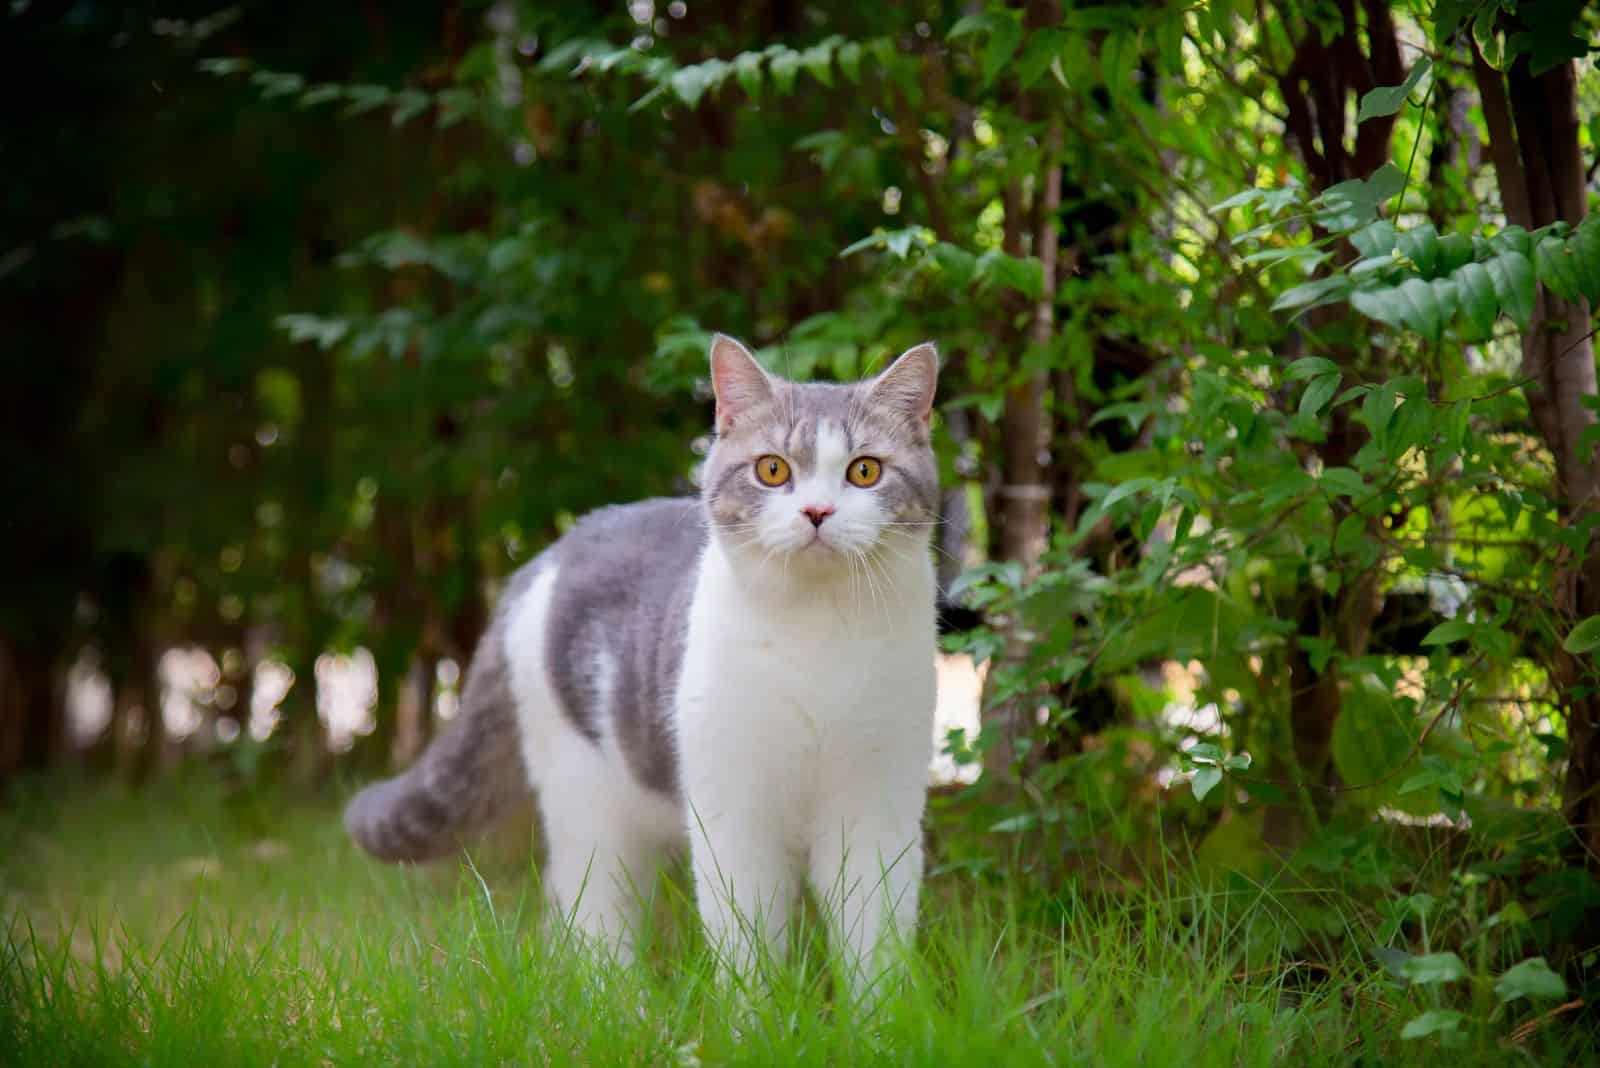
[0,775,1587,1066]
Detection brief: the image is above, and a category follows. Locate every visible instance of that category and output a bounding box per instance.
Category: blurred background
[3,0,1600,966]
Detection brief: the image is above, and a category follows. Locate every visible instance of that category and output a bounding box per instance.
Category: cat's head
[700,334,939,570]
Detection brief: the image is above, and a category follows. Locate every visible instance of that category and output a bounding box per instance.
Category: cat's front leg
[686,804,798,984]
[807,800,924,1005]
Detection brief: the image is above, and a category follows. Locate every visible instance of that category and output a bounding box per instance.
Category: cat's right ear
[709,334,774,434]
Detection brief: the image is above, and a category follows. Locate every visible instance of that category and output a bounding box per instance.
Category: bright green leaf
[1486,250,1535,328]
[1563,615,1600,655]
[1357,57,1431,124]
[1402,1009,1466,1040]
[1284,356,1339,381]
[1495,957,1567,1003]
[1421,620,1471,646]
[1299,372,1340,417]
[1400,952,1467,985]
[982,16,1023,85]
[1452,261,1498,338]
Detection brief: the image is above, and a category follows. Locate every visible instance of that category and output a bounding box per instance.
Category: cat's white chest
[674,539,936,838]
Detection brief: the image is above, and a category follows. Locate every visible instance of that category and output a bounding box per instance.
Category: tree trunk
[0,637,62,783]
[1473,53,1599,875]
[391,653,437,768]
[985,111,1063,779]
[1261,2,1403,845]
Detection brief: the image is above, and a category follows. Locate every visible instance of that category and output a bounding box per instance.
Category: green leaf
[1563,615,1600,655]
[1318,466,1365,498]
[1486,250,1535,329]
[1016,28,1070,88]
[1191,766,1223,801]
[277,314,349,350]
[1241,246,1329,270]
[732,51,765,97]
[1452,261,1498,339]
[1421,620,1471,646]
[341,84,392,117]
[1495,957,1567,1003]
[836,41,863,83]
[1537,235,1583,300]
[1317,164,1405,228]
[1299,373,1341,417]
[1101,477,1157,511]
[1401,1010,1466,1040]
[1350,277,1457,342]
[1575,216,1600,301]
[799,42,834,87]
[1399,952,1467,985]
[769,49,800,93]
[1212,188,1265,213]
[980,252,1043,300]
[1284,356,1339,381]
[949,13,1022,85]
[389,89,430,127]
[251,70,304,99]
[1511,14,1591,76]
[1435,232,1474,274]
[1100,29,1136,95]
[671,64,716,107]
[839,231,888,257]
[1397,225,1440,276]
[1537,217,1600,303]
[1357,57,1431,124]
[1351,220,1399,258]
[982,16,1023,85]
[1473,6,1503,69]
[946,14,989,39]
[1273,276,1350,314]
[297,84,343,109]
[198,56,250,76]
[931,243,978,288]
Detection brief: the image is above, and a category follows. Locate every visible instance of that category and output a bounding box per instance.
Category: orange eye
[847,457,883,487]
[754,455,791,486]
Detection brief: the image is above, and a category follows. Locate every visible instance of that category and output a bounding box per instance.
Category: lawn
[0,774,1586,1066]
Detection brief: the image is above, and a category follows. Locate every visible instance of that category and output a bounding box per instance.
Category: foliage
[3,779,1595,1064]
[4,0,1600,1052]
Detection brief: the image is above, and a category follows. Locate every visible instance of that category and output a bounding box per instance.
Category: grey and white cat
[346,334,940,986]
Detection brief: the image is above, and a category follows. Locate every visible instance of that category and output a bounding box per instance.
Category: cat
[345,334,941,990]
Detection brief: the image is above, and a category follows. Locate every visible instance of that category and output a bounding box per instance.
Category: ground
[0,773,1586,1066]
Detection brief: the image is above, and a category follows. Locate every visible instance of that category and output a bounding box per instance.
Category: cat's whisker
[878,527,962,567]
[864,551,890,622]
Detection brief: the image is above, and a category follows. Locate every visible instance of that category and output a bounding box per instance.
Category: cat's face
[701,336,939,571]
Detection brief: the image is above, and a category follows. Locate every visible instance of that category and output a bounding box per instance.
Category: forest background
[3,0,1600,1061]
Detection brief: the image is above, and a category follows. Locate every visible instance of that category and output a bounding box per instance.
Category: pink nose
[801,504,835,528]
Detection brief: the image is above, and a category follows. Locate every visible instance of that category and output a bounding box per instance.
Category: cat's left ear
[709,334,775,434]
[868,342,939,425]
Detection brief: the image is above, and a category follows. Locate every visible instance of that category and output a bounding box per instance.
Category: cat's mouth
[798,528,845,556]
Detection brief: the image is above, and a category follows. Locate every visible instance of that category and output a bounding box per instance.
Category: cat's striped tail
[343,615,530,863]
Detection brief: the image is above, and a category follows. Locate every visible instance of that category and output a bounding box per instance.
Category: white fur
[678,534,936,988]
[502,527,937,986]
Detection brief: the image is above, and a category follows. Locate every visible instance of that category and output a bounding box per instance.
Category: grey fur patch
[543,498,705,796]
